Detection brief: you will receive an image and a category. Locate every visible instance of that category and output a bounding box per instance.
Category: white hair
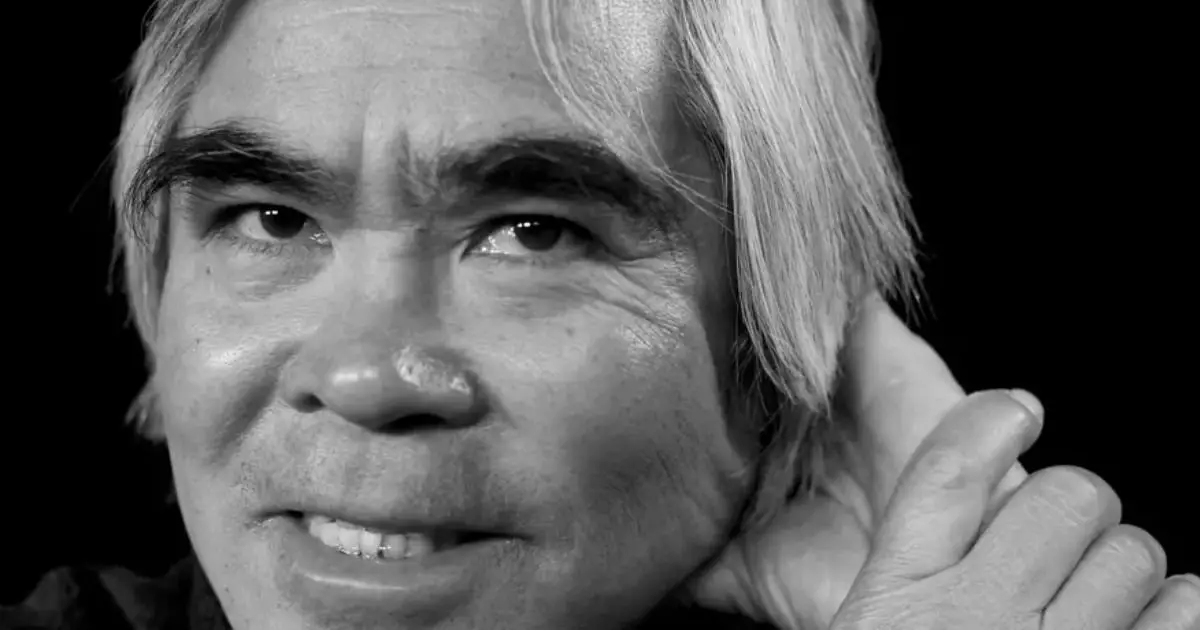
[113,0,919,528]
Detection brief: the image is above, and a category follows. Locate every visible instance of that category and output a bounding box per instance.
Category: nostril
[290,393,324,413]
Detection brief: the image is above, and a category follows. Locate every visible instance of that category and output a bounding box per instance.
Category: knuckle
[1102,525,1165,581]
[910,389,1040,493]
[1030,465,1120,525]
[913,445,978,491]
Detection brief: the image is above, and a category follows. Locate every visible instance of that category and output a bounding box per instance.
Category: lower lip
[272,514,521,620]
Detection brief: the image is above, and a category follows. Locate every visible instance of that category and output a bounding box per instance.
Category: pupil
[259,207,307,239]
[513,219,563,252]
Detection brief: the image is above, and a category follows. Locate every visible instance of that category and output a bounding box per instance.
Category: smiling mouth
[295,513,499,561]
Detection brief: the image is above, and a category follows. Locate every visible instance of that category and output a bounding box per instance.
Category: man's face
[153,0,755,627]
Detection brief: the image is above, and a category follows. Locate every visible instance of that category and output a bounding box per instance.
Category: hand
[831,389,1200,629]
[690,294,1029,628]
[689,294,1200,629]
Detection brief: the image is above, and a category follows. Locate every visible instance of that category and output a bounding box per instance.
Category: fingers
[1041,524,1167,629]
[980,389,1040,528]
[981,463,1029,529]
[967,466,1123,612]
[863,389,1043,587]
[1134,574,1200,630]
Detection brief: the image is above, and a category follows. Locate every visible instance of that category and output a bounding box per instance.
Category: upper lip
[250,433,528,539]
[269,495,526,539]
[287,510,506,536]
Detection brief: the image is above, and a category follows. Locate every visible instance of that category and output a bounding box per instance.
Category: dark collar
[0,554,230,630]
[95,553,231,630]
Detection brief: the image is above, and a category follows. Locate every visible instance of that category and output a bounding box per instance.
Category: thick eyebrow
[127,119,685,234]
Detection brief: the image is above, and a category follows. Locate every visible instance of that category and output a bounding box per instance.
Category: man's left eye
[469,216,593,263]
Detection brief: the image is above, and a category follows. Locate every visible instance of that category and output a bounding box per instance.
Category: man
[5,0,1196,629]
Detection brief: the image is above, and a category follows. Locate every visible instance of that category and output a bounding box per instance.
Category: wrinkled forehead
[202,0,681,135]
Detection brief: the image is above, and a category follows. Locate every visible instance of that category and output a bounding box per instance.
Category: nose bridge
[278,278,484,432]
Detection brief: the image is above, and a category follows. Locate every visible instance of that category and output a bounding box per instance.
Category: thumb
[839,294,969,515]
[840,294,1030,522]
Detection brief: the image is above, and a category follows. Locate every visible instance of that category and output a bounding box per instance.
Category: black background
[3,1,1194,606]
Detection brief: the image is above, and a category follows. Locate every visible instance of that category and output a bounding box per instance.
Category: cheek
[153,254,308,469]
[479,298,751,549]
[474,307,752,618]
[455,244,751,547]
[579,320,749,528]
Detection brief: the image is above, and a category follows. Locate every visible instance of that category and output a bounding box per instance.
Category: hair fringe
[521,0,919,528]
[113,0,921,524]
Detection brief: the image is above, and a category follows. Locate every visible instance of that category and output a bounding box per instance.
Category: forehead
[185,0,685,160]
[216,0,674,73]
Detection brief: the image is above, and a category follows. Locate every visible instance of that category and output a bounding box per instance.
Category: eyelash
[465,214,599,265]
[204,204,601,265]
[207,204,325,259]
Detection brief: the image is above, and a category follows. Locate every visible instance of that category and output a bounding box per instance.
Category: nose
[279,336,485,433]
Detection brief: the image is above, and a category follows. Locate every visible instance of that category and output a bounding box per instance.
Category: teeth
[381,533,408,560]
[304,515,445,560]
[360,530,381,558]
[319,523,341,548]
[336,523,360,555]
[408,533,436,558]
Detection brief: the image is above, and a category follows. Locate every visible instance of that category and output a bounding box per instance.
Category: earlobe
[736,397,831,535]
[127,381,168,443]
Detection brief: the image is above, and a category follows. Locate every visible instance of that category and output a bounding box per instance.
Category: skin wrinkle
[154,1,756,628]
[152,120,693,259]
[100,0,924,622]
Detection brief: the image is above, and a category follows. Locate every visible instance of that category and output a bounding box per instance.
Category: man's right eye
[212,204,331,256]
[237,206,312,241]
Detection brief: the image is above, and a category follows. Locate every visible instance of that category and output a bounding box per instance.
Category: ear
[733,382,848,538]
[127,380,167,442]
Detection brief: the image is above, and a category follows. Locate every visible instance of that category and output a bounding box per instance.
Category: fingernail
[1007,389,1043,421]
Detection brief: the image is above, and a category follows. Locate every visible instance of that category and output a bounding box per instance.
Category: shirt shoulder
[0,556,223,630]
[1,565,136,630]
[637,600,782,629]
